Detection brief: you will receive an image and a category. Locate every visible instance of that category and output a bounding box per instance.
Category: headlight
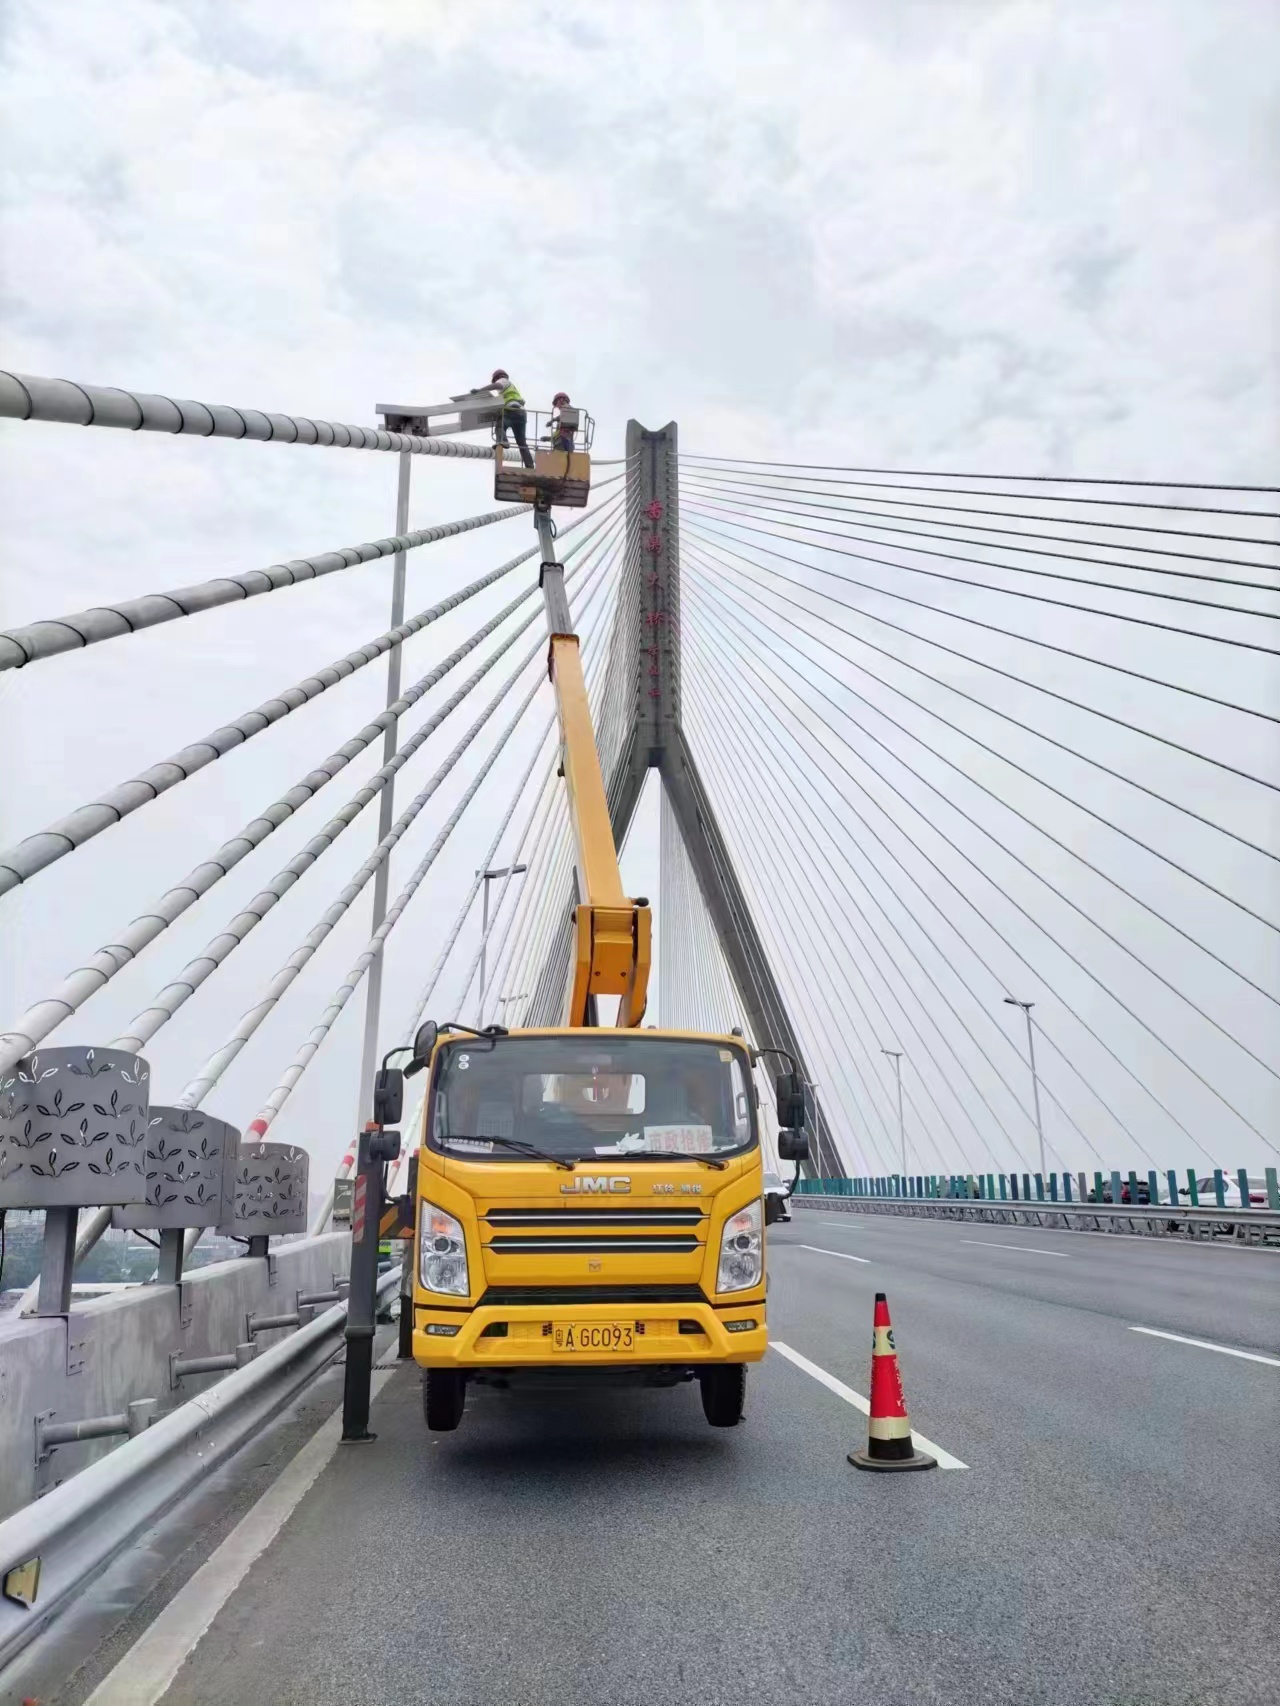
[717,1199,763,1293]
[419,1202,469,1296]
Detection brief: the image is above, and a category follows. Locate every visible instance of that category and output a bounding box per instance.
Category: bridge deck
[70,1215,1278,1706]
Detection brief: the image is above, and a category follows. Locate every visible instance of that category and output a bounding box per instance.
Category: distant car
[763,1169,791,1225]
[1187,1176,1270,1209]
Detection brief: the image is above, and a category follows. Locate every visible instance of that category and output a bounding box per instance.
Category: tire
[423,1368,466,1431]
[699,1363,746,1427]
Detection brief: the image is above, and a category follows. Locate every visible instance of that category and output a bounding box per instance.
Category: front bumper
[413,1297,766,1368]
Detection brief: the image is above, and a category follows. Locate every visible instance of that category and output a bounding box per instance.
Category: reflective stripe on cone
[849,1291,936,1473]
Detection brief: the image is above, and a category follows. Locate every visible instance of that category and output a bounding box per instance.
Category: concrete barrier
[0,1231,350,1518]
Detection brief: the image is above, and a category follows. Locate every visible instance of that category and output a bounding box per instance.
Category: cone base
[848,1447,937,1472]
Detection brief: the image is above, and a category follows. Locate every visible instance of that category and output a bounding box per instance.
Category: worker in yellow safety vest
[486,368,533,469]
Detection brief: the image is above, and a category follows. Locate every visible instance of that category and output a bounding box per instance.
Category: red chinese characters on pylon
[645,500,664,521]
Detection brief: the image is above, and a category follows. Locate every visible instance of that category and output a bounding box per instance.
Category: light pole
[356,442,413,1131]
[881,1048,906,1177]
[478,864,527,1020]
[1004,997,1047,1178]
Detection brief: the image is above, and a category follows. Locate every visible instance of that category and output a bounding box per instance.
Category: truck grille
[479,1284,707,1306]
[483,1208,705,1227]
[487,1233,699,1254]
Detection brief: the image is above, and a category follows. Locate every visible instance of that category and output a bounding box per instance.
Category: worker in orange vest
[548,391,575,454]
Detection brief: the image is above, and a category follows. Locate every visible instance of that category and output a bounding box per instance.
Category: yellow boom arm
[537,515,650,1027]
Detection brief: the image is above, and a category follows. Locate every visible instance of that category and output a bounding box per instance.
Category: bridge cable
[0,499,546,674]
[679,477,1280,593]
[682,617,1040,1170]
[677,449,1280,498]
[665,735,869,1177]
[0,369,496,459]
[683,574,1167,1168]
[676,696,947,1176]
[683,516,1280,776]
[681,524,1278,878]
[0,484,626,895]
[674,468,1280,556]
[175,523,627,1115]
[677,555,1225,1162]
[663,744,926,1176]
[0,499,628,1074]
[682,588,1125,1168]
[681,550,1269,1162]
[685,553,1279,1123]
[685,507,1280,659]
[684,536,1280,957]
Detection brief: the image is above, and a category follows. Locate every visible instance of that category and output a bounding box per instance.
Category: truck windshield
[429,1036,756,1162]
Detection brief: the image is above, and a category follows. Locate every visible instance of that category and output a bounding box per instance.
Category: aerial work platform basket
[493,405,595,509]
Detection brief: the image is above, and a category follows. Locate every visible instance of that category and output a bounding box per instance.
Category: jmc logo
[560,1176,631,1194]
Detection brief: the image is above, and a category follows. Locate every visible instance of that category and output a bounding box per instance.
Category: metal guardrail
[0,1268,400,1672]
[794,1196,1280,1244]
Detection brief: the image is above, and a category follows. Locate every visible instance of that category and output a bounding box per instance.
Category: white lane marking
[961,1239,1071,1258]
[770,1340,968,1469]
[1129,1326,1280,1368]
[800,1243,871,1265]
[84,1366,398,1706]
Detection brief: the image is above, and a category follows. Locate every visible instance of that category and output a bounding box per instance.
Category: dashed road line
[1129,1326,1280,1367]
[961,1239,1071,1257]
[799,1244,871,1265]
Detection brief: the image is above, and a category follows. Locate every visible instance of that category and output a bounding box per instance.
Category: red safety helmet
[552,391,570,405]
[492,368,508,382]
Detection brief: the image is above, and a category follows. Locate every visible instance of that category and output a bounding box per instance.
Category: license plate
[553,1321,635,1353]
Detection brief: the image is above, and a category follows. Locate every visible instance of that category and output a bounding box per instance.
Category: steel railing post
[342,1129,386,1442]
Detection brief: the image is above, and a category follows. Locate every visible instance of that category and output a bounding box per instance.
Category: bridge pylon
[521,420,846,1177]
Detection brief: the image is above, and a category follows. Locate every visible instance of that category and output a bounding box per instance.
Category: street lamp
[1003,998,1046,1178]
[881,1049,906,1176]
[477,865,528,1020]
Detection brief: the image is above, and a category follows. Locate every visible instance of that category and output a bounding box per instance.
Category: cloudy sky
[1,0,1277,1184]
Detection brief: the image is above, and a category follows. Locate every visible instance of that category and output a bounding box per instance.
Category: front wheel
[699,1363,746,1427]
[423,1368,466,1431]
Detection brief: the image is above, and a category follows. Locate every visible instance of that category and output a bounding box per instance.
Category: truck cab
[407,1024,778,1430]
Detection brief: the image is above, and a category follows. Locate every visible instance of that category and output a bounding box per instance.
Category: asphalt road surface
[63,1209,1280,1706]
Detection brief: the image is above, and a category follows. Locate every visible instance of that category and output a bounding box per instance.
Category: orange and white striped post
[848,1291,936,1473]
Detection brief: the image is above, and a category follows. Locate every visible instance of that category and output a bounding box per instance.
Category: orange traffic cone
[848,1291,936,1472]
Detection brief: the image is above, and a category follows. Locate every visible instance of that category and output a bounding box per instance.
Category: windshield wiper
[441,1134,575,1171]
[598,1148,729,1170]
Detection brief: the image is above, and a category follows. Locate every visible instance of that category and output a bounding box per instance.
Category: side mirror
[373,1068,404,1127]
[778,1129,810,1163]
[763,1193,783,1226]
[368,1128,401,1164]
[406,1019,438,1078]
[776,1071,806,1130]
